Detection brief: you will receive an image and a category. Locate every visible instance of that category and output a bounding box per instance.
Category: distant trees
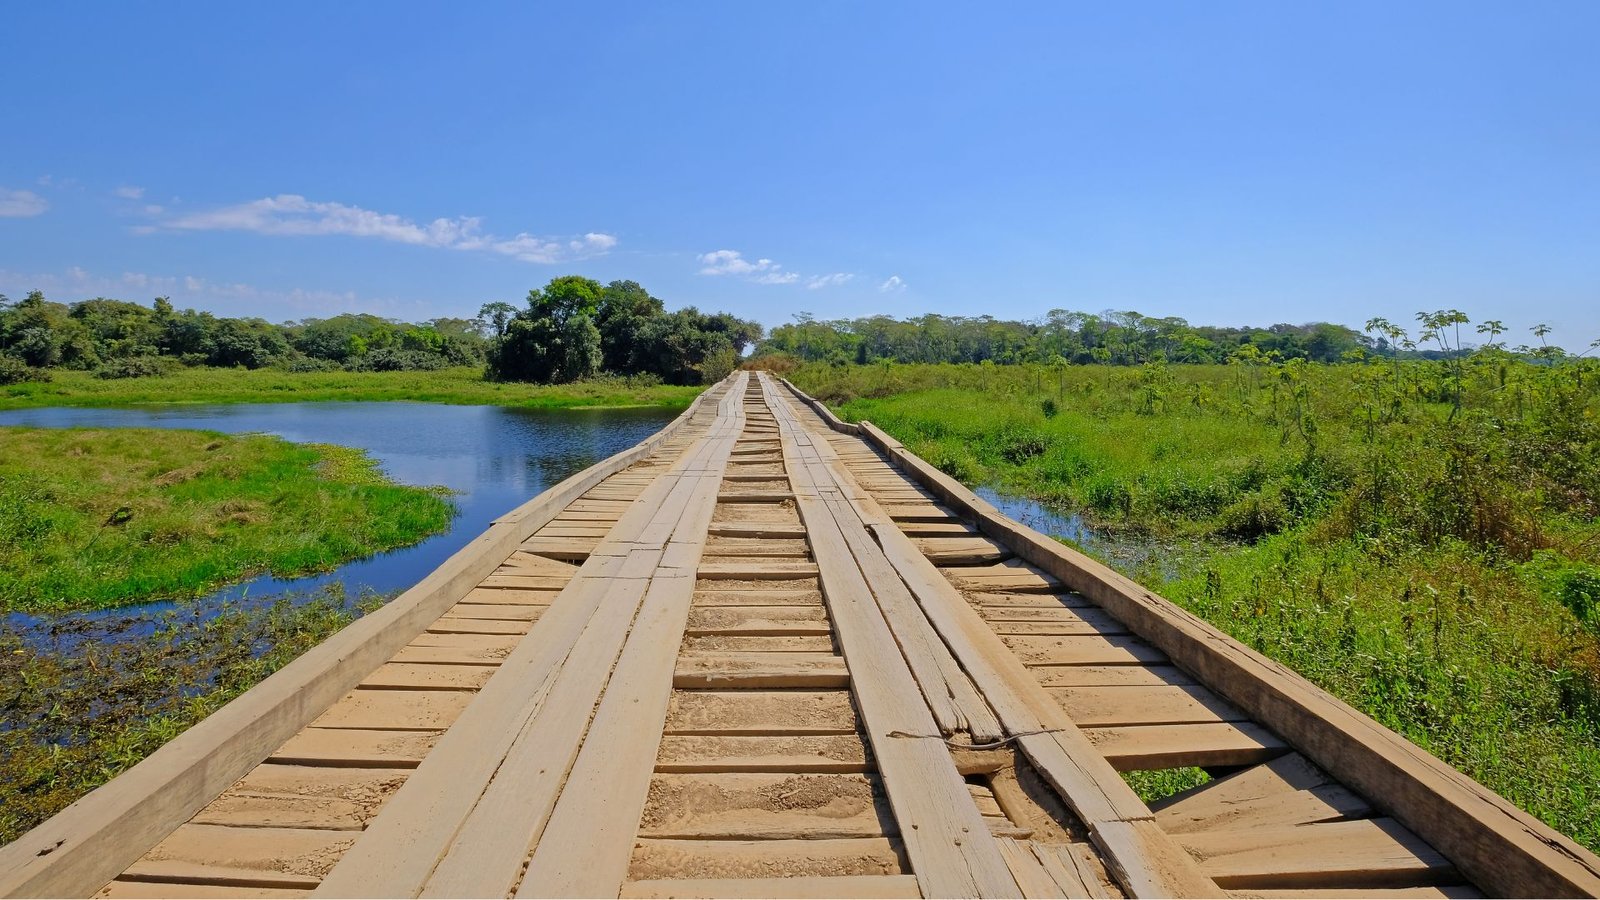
[756,310,1381,367]
[0,292,490,378]
[483,277,762,386]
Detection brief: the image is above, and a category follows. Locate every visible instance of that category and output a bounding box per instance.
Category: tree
[478,302,517,338]
[594,280,665,373]
[485,277,605,383]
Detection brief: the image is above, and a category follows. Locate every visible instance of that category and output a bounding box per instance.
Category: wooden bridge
[3,372,1598,898]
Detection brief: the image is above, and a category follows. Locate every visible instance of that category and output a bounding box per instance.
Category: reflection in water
[0,402,675,648]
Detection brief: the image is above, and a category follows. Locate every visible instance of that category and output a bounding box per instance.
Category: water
[0,402,675,647]
[975,485,1217,583]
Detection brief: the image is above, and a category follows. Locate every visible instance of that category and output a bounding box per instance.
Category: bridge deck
[5,372,1598,898]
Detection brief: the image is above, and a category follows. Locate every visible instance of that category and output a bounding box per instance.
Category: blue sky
[2,2,1597,348]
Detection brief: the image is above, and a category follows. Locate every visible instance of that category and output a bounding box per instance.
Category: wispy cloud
[698,249,852,289]
[0,188,49,218]
[806,273,854,290]
[699,249,784,278]
[114,185,145,200]
[157,194,615,264]
[879,275,907,293]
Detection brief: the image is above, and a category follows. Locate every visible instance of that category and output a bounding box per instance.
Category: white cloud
[879,275,907,293]
[698,249,850,288]
[158,194,614,264]
[806,273,854,290]
[114,185,145,200]
[0,188,49,218]
[699,249,785,277]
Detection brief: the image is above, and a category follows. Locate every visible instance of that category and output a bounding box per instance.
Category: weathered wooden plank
[673,652,849,689]
[189,765,409,831]
[268,728,439,769]
[627,838,907,881]
[620,875,921,899]
[1085,722,1289,770]
[1179,818,1457,889]
[634,773,896,840]
[996,838,1068,899]
[655,734,869,773]
[1048,683,1250,728]
[663,690,859,735]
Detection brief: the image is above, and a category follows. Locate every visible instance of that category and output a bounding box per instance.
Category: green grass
[0,366,704,410]
[792,359,1600,852]
[0,426,456,612]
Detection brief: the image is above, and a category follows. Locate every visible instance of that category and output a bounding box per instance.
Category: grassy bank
[0,366,704,410]
[0,589,376,844]
[0,426,455,612]
[791,360,1600,851]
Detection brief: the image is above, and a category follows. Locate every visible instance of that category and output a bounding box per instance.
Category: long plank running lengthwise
[3,371,1598,900]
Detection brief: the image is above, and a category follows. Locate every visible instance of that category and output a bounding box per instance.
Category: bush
[344,349,449,372]
[93,357,170,380]
[282,356,339,373]
[1219,491,1290,539]
[0,355,50,386]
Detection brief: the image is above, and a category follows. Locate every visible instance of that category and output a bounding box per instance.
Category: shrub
[282,356,339,373]
[0,355,50,386]
[1219,491,1290,539]
[344,349,449,372]
[93,356,170,380]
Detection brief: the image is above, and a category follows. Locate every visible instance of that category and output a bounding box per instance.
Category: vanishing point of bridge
[2,373,1597,898]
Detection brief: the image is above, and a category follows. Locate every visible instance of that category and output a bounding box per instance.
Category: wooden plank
[655,735,869,773]
[627,837,907,881]
[1048,683,1249,727]
[309,690,472,731]
[123,824,353,887]
[634,773,896,840]
[691,588,823,606]
[268,728,439,769]
[620,875,920,899]
[97,879,308,898]
[996,838,1068,899]
[189,765,409,831]
[1003,634,1168,666]
[664,690,858,735]
[1085,722,1289,770]
[1031,842,1112,899]
[697,561,820,579]
[1178,818,1457,889]
[673,652,849,689]
[1031,664,1196,688]
[359,662,494,691]
[1153,753,1372,834]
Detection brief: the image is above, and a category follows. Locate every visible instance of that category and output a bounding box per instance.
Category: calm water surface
[0,402,675,646]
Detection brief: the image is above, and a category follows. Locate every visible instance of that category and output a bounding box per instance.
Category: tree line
[0,277,762,386]
[755,309,1586,367]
